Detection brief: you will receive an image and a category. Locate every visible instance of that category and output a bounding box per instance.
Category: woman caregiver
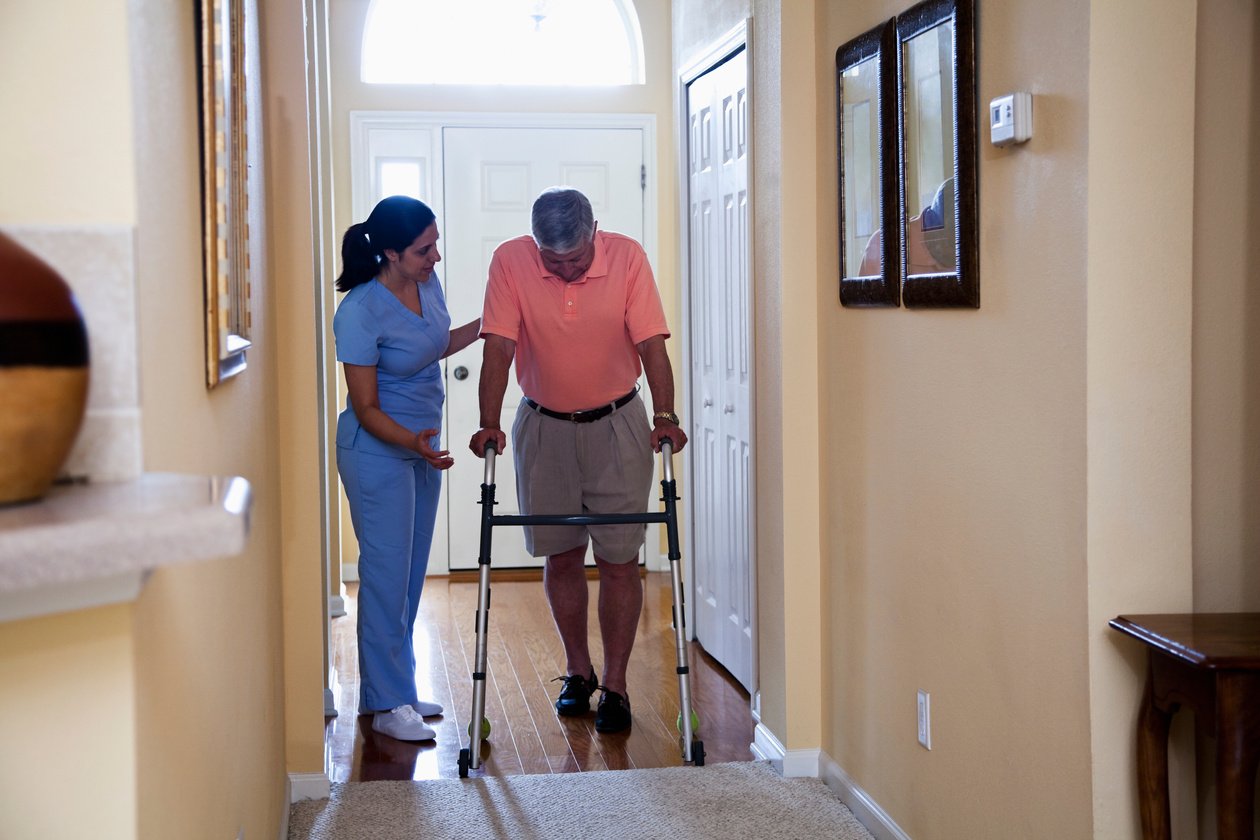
[333,195,481,742]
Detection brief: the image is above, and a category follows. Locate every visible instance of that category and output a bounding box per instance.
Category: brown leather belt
[525,388,637,423]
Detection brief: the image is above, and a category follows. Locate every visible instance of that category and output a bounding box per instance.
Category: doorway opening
[343,111,659,576]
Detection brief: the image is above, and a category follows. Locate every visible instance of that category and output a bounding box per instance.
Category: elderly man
[469,187,687,733]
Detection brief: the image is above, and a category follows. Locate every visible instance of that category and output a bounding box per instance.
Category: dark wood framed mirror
[837,19,900,307]
[896,0,978,307]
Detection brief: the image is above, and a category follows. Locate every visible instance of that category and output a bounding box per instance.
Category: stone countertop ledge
[0,472,251,622]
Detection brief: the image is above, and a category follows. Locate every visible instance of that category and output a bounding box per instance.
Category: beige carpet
[288,760,875,839]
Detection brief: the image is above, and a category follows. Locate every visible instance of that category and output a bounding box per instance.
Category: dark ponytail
[335,223,377,292]
[334,196,438,292]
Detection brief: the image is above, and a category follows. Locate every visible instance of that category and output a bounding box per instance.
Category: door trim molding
[349,111,659,272]
[676,20,758,696]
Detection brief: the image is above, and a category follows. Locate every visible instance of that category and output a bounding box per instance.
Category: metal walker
[458,439,704,777]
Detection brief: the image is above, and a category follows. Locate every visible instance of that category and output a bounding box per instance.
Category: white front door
[441,126,646,570]
[687,49,754,690]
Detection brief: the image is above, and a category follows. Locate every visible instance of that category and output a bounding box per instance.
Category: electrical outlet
[917,690,932,750]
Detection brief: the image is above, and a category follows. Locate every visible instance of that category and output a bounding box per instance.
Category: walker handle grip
[483,441,497,486]
[660,438,675,482]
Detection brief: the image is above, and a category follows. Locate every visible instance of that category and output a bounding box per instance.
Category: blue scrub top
[333,274,452,456]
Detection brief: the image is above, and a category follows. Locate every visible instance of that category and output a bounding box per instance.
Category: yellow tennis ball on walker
[676,709,700,732]
[467,718,492,739]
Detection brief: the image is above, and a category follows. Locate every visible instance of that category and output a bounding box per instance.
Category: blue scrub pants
[337,445,441,714]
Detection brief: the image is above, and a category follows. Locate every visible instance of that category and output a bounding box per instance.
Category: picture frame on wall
[897,0,978,308]
[837,0,979,309]
[198,0,252,387]
[836,19,900,307]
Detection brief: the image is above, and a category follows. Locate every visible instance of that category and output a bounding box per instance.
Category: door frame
[676,20,759,706]
[346,111,659,575]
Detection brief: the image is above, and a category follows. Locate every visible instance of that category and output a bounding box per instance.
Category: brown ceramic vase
[0,232,90,505]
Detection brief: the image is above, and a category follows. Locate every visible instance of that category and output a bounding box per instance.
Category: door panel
[688,50,753,689]
[442,127,645,570]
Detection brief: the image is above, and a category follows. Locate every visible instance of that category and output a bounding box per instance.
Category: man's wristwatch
[653,410,680,425]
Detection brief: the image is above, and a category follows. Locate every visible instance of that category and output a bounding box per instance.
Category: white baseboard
[751,722,821,777]
[288,772,330,803]
[752,723,909,840]
[342,563,358,582]
[818,752,912,840]
[751,722,785,771]
[329,593,346,618]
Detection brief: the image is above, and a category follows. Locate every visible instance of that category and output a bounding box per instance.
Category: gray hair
[531,187,594,252]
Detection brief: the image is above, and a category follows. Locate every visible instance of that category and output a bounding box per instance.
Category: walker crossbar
[490,512,672,526]
[457,439,705,778]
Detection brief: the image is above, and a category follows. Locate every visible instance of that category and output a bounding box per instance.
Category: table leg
[1215,672,1260,840]
[1137,660,1174,840]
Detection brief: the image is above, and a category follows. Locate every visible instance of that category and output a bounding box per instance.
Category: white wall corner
[753,723,822,778]
[751,721,786,771]
[753,722,820,777]
[783,746,822,778]
[819,751,913,840]
[288,772,330,803]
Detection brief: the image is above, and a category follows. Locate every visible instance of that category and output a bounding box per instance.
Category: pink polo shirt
[480,230,670,412]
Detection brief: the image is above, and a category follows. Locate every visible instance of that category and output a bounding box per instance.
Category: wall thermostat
[989,92,1032,147]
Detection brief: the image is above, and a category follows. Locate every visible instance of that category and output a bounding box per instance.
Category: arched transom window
[361,0,645,86]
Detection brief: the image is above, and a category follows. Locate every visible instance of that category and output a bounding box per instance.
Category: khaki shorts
[511,393,654,563]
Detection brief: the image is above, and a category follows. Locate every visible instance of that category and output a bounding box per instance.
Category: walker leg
[660,461,700,765]
[464,475,497,773]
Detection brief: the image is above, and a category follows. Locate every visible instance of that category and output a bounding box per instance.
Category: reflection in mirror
[898,0,977,308]
[902,20,956,274]
[837,20,898,307]
[843,58,879,276]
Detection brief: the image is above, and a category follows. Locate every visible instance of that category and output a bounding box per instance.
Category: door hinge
[641,164,647,191]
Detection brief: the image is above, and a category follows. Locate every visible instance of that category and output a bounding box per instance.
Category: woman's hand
[415,429,455,470]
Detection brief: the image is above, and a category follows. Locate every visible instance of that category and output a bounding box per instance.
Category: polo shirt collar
[538,230,608,283]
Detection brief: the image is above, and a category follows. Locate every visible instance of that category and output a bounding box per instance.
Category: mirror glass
[901,19,956,276]
[898,0,976,307]
[837,19,898,307]
[840,56,882,278]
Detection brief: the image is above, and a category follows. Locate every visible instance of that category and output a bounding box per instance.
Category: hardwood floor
[326,573,756,781]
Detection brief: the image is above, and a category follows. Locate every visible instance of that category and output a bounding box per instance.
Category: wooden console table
[1109,613,1260,840]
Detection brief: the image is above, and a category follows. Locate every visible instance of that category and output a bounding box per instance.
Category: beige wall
[131,0,292,836]
[0,5,140,836]
[1085,2,1197,837]
[678,0,1255,838]
[819,0,1097,835]
[1192,0,1260,615]
[0,0,297,836]
[260,0,334,782]
[0,0,135,224]
[0,606,136,839]
[2,0,1256,836]
[1191,1,1260,835]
